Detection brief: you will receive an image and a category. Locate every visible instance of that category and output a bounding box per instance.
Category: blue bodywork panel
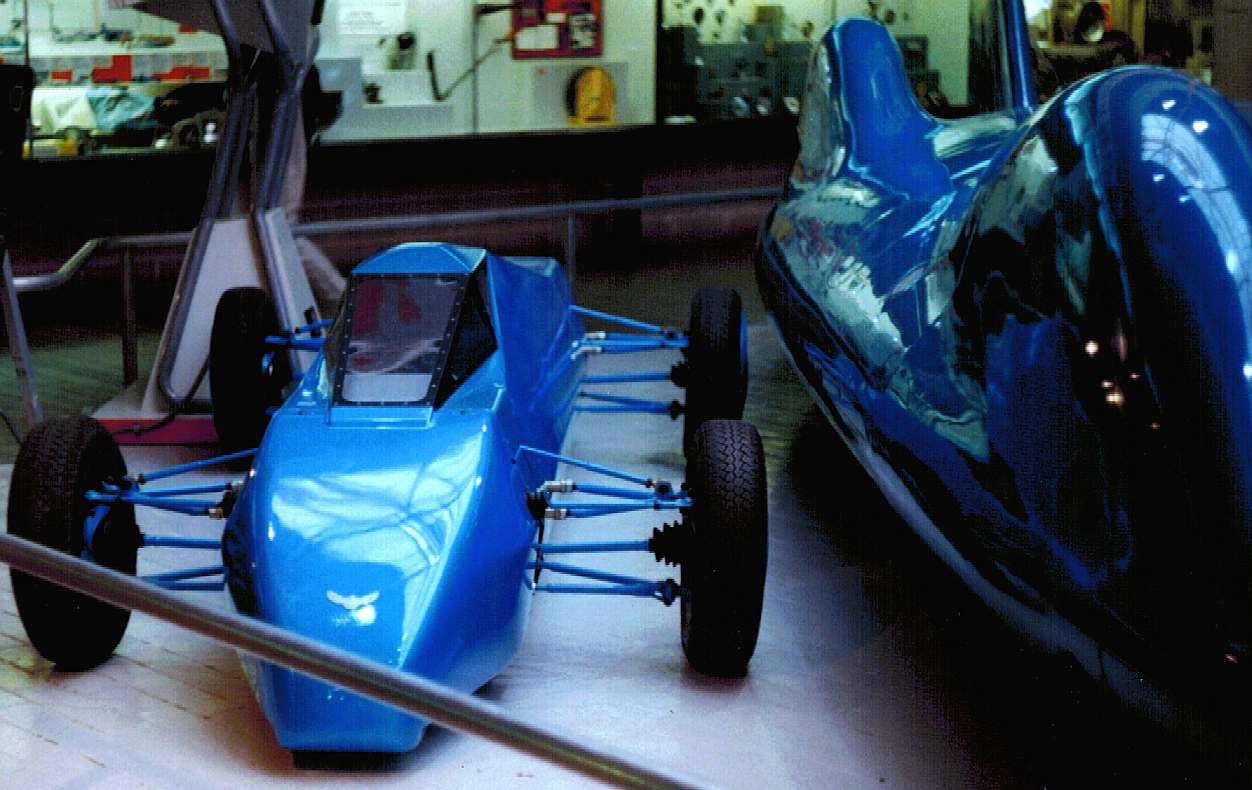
[222,243,584,751]
[757,8,1252,708]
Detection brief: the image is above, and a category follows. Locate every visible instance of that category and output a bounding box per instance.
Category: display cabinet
[5,1,225,156]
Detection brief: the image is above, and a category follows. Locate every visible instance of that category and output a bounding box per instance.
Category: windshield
[330,274,465,405]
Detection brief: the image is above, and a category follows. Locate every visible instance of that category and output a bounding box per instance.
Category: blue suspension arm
[574,404,677,415]
[532,540,651,554]
[139,482,239,498]
[571,336,687,357]
[526,560,677,604]
[575,391,682,417]
[527,560,659,587]
[582,371,672,384]
[265,335,325,352]
[146,566,225,592]
[531,581,674,602]
[128,449,256,485]
[515,445,656,488]
[81,505,109,560]
[547,501,688,518]
[85,491,220,517]
[561,482,681,500]
[292,318,333,335]
[159,580,227,591]
[569,305,674,336]
[145,565,224,583]
[142,536,222,550]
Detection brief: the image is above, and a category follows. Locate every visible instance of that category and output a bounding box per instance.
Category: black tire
[681,419,768,677]
[7,417,140,670]
[683,287,748,453]
[210,287,289,455]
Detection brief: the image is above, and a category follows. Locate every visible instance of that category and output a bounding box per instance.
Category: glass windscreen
[333,274,465,406]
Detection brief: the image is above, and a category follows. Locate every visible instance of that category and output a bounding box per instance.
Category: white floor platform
[0,324,1213,788]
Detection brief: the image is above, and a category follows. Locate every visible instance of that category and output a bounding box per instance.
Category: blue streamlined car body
[225,244,577,751]
[7,242,769,754]
[757,5,1252,732]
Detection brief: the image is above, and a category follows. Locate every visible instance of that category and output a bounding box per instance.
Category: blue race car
[7,242,767,753]
[756,4,1252,747]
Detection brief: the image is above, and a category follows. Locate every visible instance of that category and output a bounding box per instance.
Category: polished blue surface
[223,243,584,751]
[758,8,1252,717]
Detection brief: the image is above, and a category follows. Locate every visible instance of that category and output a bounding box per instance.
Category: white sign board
[338,0,406,36]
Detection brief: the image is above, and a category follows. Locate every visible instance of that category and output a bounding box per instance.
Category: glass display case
[11,1,1237,153]
[11,0,226,157]
[658,0,829,124]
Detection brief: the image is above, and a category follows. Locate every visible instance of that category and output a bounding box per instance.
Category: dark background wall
[9,119,797,307]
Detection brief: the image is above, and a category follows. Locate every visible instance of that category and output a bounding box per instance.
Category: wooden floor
[0,329,159,463]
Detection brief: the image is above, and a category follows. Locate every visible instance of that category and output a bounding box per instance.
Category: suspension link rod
[515,446,654,488]
[85,491,218,516]
[129,449,257,484]
[265,335,325,352]
[145,565,224,583]
[532,582,667,599]
[569,305,670,335]
[142,536,222,550]
[532,540,652,554]
[527,560,661,588]
[582,372,672,384]
[140,482,240,498]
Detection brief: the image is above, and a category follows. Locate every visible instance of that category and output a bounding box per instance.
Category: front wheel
[209,287,290,456]
[7,417,140,670]
[680,419,768,677]
[683,288,748,454]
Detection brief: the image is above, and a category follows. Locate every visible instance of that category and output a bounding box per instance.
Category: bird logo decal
[326,590,380,611]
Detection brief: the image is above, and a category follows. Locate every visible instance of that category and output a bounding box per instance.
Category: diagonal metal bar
[0,534,714,790]
[129,448,257,484]
[582,371,673,384]
[514,445,653,488]
[569,305,670,335]
[139,482,238,498]
[142,536,221,550]
[145,564,224,583]
[531,540,652,554]
[527,560,661,588]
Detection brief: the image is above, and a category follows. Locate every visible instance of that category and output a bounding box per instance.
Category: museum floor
[0,223,1231,788]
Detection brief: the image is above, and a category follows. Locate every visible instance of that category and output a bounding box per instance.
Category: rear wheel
[680,419,768,677]
[210,287,290,456]
[8,417,139,670]
[683,288,748,454]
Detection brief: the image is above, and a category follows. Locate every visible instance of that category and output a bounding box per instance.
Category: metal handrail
[0,533,715,790]
[7,184,778,387]
[291,186,781,239]
[11,239,101,293]
[14,185,781,289]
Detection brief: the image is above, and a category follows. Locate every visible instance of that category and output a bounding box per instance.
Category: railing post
[1,250,42,431]
[121,245,138,387]
[564,210,578,288]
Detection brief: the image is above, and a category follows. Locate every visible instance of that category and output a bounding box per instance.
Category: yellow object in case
[567,66,615,127]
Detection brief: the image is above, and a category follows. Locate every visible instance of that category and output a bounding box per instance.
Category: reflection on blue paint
[758,14,1252,688]
[222,243,586,752]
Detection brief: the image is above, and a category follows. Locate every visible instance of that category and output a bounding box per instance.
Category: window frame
[329,273,468,408]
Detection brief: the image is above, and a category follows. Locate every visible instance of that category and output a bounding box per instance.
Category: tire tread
[7,417,137,670]
[681,419,768,677]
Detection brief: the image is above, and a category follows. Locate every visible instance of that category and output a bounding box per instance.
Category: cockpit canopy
[324,270,496,407]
